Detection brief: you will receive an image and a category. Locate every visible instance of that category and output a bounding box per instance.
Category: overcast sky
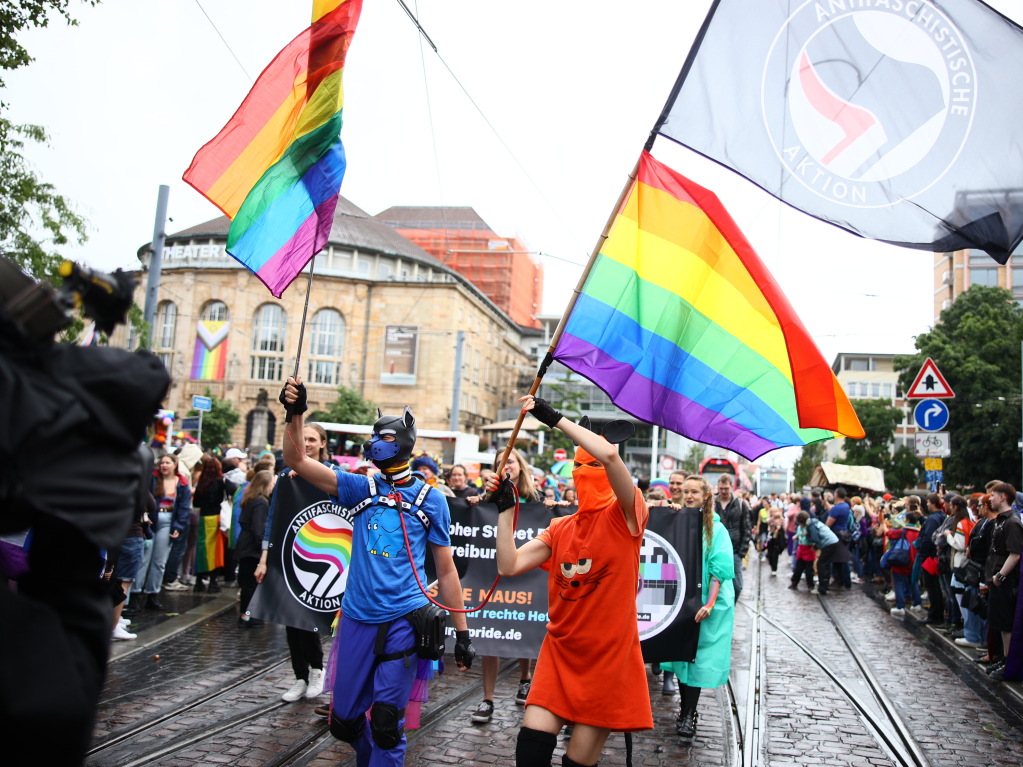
[7,0,1021,454]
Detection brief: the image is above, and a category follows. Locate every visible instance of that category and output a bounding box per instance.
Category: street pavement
[87,560,1023,766]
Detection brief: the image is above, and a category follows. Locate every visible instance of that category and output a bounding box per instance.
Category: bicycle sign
[914,431,950,458]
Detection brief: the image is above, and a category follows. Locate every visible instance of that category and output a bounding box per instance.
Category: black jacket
[717,496,751,552]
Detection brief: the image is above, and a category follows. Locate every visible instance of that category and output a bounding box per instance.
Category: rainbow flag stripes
[191,321,229,380]
[183,0,362,297]
[293,518,353,574]
[553,152,863,460]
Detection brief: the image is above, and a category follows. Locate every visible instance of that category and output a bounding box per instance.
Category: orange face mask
[572,445,616,510]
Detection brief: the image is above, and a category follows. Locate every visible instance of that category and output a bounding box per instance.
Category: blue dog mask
[364,406,417,470]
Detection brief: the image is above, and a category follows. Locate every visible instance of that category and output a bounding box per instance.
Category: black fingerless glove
[490,476,517,513]
[531,397,563,428]
[279,381,308,423]
[454,630,475,669]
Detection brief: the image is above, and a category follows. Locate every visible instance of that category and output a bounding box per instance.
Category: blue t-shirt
[827,502,851,532]
[333,471,452,623]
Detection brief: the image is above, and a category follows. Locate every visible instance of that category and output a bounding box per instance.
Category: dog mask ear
[601,420,635,444]
[402,406,415,429]
[376,408,383,420]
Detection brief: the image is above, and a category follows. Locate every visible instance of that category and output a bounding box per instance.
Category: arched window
[308,308,345,385]
[250,303,286,381]
[155,300,177,370]
[201,300,230,323]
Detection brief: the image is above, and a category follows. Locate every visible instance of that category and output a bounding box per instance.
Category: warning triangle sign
[906,358,955,399]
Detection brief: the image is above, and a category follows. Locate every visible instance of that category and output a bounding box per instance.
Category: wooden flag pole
[285,258,317,423]
[494,155,642,477]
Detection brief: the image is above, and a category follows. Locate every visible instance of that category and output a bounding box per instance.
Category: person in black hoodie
[236,470,274,626]
[915,493,947,626]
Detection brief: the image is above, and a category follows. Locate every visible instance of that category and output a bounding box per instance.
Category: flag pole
[495,155,641,476]
[285,257,317,423]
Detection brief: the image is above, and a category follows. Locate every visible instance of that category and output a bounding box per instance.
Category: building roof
[374,205,493,231]
[156,197,447,269]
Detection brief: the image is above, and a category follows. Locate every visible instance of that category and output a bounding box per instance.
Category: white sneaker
[163,580,190,591]
[909,605,926,616]
[885,591,897,602]
[112,625,137,641]
[282,679,308,702]
[889,607,906,617]
[305,669,325,698]
[954,638,983,648]
[119,617,131,626]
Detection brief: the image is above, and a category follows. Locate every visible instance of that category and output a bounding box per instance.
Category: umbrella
[550,460,574,478]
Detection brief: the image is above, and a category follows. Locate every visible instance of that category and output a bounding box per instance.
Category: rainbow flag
[183,0,362,297]
[191,321,229,380]
[553,152,863,460]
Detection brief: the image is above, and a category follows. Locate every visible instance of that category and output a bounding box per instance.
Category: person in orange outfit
[488,395,652,767]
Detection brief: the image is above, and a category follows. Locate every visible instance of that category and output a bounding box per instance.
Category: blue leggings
[332,616,419,767]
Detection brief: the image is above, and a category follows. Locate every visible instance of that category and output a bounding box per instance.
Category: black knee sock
[516,726,557,767]
[679,683,701,710]
[563,753,597,767]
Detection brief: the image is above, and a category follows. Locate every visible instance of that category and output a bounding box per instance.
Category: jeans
[892,572,920,609]
[733,551,745,602]
[135,511,173,595]
[961,586,986,643]
[163,528,188,584]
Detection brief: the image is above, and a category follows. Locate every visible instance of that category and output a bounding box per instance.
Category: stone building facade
[112,198,538,452]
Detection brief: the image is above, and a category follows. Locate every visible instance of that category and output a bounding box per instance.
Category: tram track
[742,560,932,767]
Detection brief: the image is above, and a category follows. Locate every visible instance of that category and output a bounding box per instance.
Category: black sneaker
[314,705,330,718]
[515,680,531,705]
[470,699,494,724]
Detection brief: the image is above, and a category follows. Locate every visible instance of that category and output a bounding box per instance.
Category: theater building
[111,197,538,452]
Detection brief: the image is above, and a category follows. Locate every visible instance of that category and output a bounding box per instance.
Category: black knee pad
[562,754,597,767]
[329,710,365,743]
[516,726,557,767]
[369,702,405,750]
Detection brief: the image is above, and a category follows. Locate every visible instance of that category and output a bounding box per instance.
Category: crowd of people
[91,393,1023,766]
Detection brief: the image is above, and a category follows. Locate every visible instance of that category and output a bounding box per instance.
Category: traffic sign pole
[197,410,203,448]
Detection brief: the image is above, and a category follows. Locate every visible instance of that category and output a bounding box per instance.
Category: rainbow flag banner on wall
[553,152,863,461]
[191,321,230,380]
[183,0,362,297]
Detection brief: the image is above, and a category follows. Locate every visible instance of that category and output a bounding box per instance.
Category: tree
[188,390,240,449]
[887,445,923,494]
[793,441,827,490]
[894,285,1023,491]
[308,385,378,426]
[1,1,98,283]
[679,442,706,474]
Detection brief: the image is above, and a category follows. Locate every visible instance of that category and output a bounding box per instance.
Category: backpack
[849,513,861,543]
[881,530,911,568]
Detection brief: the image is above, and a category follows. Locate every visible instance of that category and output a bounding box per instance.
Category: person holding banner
[489,395,652,767]
[661,475,735,740]
[471,447,540,725]
[255,423,333,702]
[281,376,475,767]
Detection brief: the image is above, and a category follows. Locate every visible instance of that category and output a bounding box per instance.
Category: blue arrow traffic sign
[914,399,949,432]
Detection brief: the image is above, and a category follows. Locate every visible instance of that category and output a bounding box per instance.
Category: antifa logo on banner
[248,474,352,634]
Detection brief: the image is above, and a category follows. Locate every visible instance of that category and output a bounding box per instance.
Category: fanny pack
[406,602,449,661]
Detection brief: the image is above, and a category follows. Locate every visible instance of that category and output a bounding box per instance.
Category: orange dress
[529,487,653,731]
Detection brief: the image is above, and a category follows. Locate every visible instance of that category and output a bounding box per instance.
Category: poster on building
[381,325,418,385]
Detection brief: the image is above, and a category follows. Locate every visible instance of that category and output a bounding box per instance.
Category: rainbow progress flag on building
[191,321,230,380]
[183,0,362,297]
[553,152,863,460]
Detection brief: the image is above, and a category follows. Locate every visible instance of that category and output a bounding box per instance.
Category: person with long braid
[660,475,735,739]
[488,395,652,767]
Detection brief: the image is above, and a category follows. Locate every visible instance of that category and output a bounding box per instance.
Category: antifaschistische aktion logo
[762,0,976,208]
[281,500,354,612]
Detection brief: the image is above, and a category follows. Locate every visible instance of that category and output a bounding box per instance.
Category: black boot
[208,577,221,594]
[675,706,698,739]
[145,594,165,611]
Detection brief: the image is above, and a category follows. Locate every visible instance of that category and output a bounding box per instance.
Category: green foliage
[308,385,378,426]
[836,399,922,493]
[188,389,240,449]
[894,285,1023,491]
[793,441,827,490]
[536,377,587,463]
[1,2,97,284]
[680,442,706,474]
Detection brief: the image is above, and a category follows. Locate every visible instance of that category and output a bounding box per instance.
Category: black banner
[251,482,703,660]
[248,475,352,635]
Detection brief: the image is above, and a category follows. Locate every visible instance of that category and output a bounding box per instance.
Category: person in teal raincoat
[661,475,735,739]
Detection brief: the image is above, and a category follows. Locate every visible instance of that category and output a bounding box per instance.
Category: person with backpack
[883,511,922,616]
